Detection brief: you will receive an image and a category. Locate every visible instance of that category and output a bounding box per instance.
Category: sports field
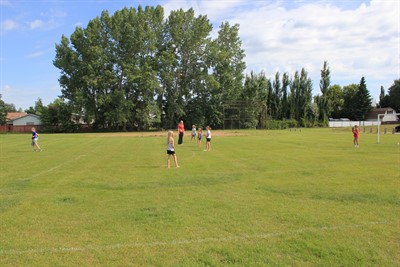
[1,128,399,266]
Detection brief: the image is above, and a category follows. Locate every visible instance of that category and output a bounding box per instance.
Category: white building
[367,108,399,122]
[6,112,42,126]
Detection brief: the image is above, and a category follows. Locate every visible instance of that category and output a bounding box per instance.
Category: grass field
[1,128,399,266]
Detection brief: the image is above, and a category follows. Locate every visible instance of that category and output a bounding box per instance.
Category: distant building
[6,112,42,126]
[366,108,399,123]
[0,112,43,132]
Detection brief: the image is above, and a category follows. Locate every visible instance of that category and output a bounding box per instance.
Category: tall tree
[270,72,281,119]
[241,71,269,128]
[281,72,290,119]
[326,84,344,118]
[160,8,212,129]
[25,98,45,115]
[54,6,165,131]
[41,98,77,132]
[289,68,313,124]
[353,77,372,121]
[341,84,359,120]
[288,71,300,120]
[387,79,400,112]
[379,86,385,108]
[317,61,330,124]
[209,22,246,128]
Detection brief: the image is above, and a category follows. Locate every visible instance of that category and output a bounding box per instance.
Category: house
[1,112,42,132]
[6,112,42,126]
[366,108,399,123]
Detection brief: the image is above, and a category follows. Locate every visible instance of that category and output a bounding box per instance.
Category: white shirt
[206,130,211,139]
[167,140,174,151]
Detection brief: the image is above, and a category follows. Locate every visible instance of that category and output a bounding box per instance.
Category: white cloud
[222,0,399,93]
[1,19,18,31]
[1,83,58,110]
[27,51,46,58]
[29,19,44,29]
[156,0,399,97]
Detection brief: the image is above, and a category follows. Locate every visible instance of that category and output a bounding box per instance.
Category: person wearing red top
[177,120,185,145]
[352,125,359,148]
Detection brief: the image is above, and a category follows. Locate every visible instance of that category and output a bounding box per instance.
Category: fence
[0,124,92,133]
[328,120,381,127]
[0,125,43,133]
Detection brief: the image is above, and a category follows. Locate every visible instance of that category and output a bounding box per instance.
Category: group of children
[190,125,212,151]
[30,124,360,166]
[166,125,212,168]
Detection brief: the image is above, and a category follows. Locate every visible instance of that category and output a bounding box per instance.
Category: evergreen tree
[379,86,385,108]
[353,77,372,121]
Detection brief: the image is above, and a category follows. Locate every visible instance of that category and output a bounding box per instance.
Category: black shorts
[206,138,211,142]
[167,150,175,155]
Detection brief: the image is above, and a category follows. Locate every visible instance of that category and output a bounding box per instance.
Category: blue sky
[1,0,399,110]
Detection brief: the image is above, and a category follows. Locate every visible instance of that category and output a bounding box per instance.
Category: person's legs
[173,154,179,167]
[205,139,211,151]
[179,132,183,144]
[167,154,171,168]
[33,139,41,151]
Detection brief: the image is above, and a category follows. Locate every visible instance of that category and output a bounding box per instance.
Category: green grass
[0,128,399,266]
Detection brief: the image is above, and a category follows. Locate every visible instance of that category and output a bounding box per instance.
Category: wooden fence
[0,125,43,133]
[0,124,92,133]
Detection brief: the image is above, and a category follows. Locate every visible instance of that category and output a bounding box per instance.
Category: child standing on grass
[177,120,185,145]
[31,127,41,152]
[197,128,203,148]
[352,125,359,148]
[205,126,211,151]
[191,124,197,142]
[167,131,179,168]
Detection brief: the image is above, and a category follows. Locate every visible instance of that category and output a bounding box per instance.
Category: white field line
[25,155,87,180]
[0,220,396,255]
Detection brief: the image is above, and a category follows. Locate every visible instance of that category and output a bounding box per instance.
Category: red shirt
[353,128,359,138]
[178,123,185,133]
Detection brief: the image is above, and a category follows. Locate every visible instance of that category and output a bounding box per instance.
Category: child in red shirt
[177,120,184,144]
[352,125,359,148]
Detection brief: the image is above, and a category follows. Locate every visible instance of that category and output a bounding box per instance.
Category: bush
[266,119,298,129]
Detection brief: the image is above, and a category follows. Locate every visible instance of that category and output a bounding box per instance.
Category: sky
[1,0,399,110]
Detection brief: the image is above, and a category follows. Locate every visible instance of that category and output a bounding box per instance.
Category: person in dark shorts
[205,126,211,151]
[167,131,179,168]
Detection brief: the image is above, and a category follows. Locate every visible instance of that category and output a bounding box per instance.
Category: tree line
[1,5,399,131]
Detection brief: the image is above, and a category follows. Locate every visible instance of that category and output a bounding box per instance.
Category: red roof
[6,112,27,121]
